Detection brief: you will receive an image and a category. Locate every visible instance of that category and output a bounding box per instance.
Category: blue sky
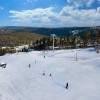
[0,0,100,27]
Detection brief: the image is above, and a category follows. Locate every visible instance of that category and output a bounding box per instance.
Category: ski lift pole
[72,30,78,61]
[75,39,78,61]
[53,34,54,52]
[51,34,56,52]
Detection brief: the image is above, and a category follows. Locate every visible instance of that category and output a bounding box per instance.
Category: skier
[43,71,45,75]
[49,73,52,76]
[44,56,45,58]
[29,64,31,68]
[65,82,68,89]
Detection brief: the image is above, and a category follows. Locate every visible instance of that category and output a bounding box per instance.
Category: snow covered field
[0,48,100,100]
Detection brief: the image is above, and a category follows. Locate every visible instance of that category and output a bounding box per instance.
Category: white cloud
[0,6,4,10]
[67,0,95,7]
[9,6,100,27]
[9,7,60,27]
[97,7,100,13]
[86,0,95,7]
[60,6,100,26]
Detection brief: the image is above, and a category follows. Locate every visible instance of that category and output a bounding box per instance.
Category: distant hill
[0,26,100,37]
[0,31,46,47]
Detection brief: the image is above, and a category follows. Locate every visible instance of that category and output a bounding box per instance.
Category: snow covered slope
[0,48,100,100]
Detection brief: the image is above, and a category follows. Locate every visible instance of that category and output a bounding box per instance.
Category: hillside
[0,26,99,48]
[0,32,46,47]
[0,26,100,36]
[0,48,100,100]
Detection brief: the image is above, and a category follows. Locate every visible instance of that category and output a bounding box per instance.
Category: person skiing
[65,82,68,89]
[43,71,45,75]
[49,73,52,76]
[29,64,31,68]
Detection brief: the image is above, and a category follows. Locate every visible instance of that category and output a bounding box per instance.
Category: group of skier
[28,55,69,89]
[42,71,68,89]
[42,71,52,77]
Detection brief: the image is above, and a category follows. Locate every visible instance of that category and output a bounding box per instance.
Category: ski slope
[0,48,100,100]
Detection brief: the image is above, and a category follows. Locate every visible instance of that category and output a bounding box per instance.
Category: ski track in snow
[7,72,26,100]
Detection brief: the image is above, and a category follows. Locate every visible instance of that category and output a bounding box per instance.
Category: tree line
[0,30,100,56]
[34,30,100,50]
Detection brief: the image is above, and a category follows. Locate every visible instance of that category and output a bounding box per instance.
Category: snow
[0,48,100,100]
